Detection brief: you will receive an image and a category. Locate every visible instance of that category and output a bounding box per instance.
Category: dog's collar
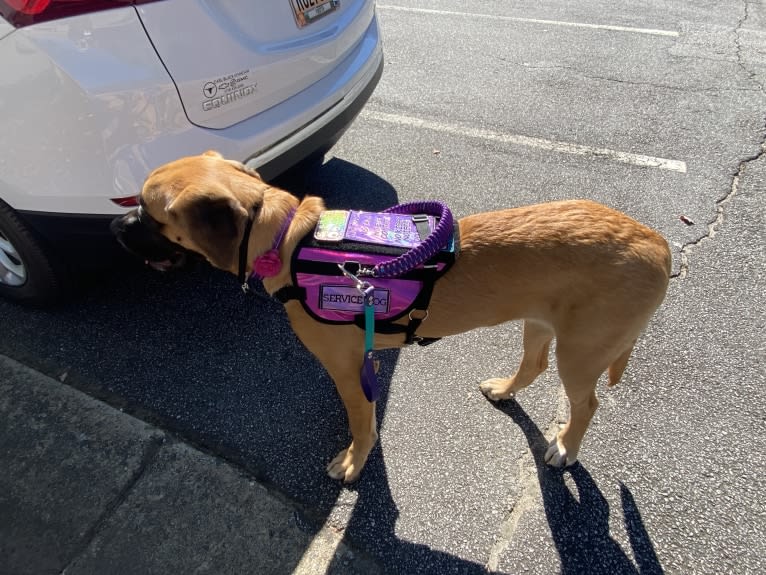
[237,216,255,291]
[239,208,296,292]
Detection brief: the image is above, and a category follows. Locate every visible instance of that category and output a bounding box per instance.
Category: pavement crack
[673,139,765,280]
[60,434,165,574]
[735,1,765,92]
[671,1,766,280]
[486,391,566,571]
[582,73,759,93]
[506,60,759,93]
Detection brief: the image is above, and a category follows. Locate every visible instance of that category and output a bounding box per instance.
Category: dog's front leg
[288,312,377,482]
[326,371,377,483]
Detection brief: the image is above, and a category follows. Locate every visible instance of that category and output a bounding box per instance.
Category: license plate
[290,0,339,28]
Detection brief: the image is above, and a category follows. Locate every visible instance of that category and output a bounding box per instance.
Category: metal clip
[338,261,361,283]
[338,261,375,291]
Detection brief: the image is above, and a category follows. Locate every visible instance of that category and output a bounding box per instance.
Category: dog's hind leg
[544,340,611,467]
[480,319,554,401]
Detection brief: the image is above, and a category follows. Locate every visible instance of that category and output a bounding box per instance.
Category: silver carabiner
[338,261,361,284]
[338,262,374,293]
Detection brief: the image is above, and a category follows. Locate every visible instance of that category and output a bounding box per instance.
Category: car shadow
[0,158,490,573]
[487,399,664,574]
[275,156,404,211]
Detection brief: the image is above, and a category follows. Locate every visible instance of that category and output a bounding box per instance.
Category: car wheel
[0,199,69,306]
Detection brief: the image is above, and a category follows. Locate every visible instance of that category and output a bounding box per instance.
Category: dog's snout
[110,210,138,235]
[111,207,199,270]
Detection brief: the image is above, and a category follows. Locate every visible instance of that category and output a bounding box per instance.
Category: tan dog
[112,150,671,483]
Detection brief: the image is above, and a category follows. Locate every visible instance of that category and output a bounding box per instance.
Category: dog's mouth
[145,252,187,272]
[111,210,198,271]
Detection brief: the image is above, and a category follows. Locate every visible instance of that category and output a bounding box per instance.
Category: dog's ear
[225,158,262,180]
[203,150,262,179]
[168,187,249,271]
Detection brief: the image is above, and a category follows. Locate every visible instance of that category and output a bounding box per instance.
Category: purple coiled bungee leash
[373,201,454,277]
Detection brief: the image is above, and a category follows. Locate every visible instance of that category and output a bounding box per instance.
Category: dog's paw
[544,438,578,468]
[326,448,362,483]
[479,378,515,402]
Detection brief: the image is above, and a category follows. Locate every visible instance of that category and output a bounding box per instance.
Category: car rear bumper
[253,51,383,180]
[16,53,383,265]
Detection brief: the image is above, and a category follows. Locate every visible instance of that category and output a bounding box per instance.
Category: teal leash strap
[364,284,375,354]
[360,283,380,402]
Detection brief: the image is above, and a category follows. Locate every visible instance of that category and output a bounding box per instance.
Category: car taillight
[5,0,49,16]
[110,195,140,208]
[0,0,164,28]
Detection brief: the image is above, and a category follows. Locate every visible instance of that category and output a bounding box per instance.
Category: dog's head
[111,151,270,273]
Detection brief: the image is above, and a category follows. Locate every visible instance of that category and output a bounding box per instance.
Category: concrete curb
[0,354,382,575]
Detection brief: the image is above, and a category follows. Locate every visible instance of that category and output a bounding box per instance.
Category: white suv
[0,0,383,304]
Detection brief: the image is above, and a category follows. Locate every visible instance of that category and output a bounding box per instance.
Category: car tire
[0,199,70,306]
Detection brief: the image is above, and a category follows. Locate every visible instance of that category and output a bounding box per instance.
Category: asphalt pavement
[0,354,382,575]
[1,1,765,574]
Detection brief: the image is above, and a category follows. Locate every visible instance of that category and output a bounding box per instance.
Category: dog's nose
[110,212,138,236]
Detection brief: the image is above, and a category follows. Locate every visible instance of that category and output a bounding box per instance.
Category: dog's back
[422,199,671,343]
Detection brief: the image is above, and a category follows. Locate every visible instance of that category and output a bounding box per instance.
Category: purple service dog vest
[290,209,458,325]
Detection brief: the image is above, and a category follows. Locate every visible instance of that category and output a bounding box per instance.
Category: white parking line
[362,110,688,173]
[376,5,679,37]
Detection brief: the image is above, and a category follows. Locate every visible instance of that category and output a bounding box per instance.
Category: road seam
[485,389,568,571]
[60,434,165,574]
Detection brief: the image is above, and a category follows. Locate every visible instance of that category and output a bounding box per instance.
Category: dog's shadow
[476,400,665,574]
[321,396,664,574]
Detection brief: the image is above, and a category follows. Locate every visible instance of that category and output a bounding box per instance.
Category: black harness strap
[274,285,305,304]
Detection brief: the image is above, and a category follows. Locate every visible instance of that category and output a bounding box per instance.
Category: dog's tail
[607,340,636,387]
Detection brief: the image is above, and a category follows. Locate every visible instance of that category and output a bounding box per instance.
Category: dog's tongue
[147,260,174,272]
